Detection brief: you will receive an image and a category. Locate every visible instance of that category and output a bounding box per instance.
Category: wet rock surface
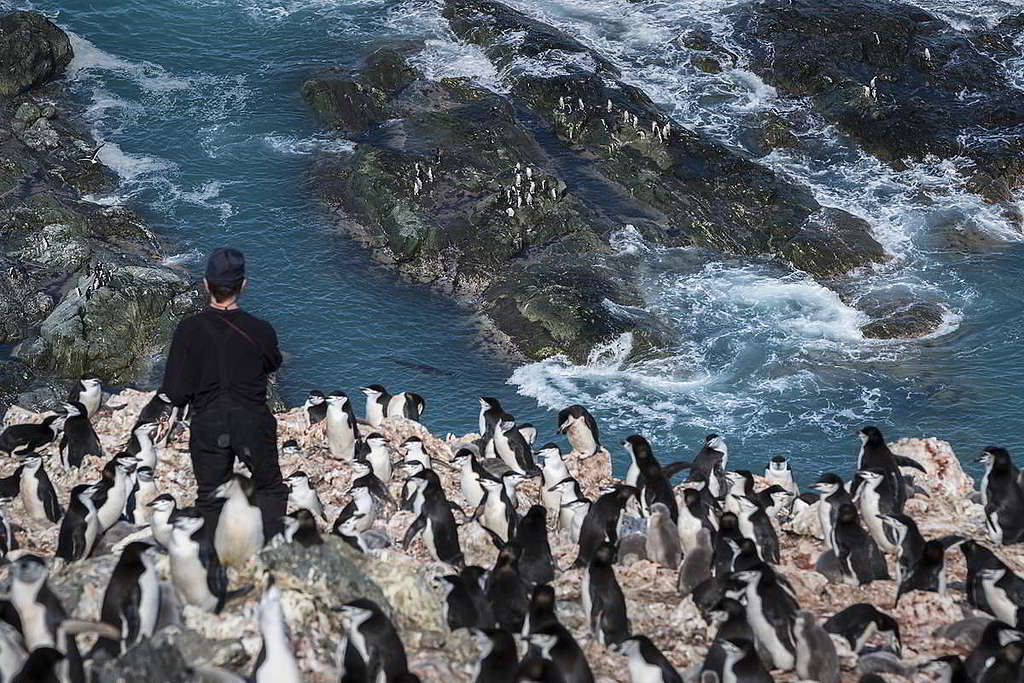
[305,0,891,362]
[733,0,1024,210]
[0,11,201,404]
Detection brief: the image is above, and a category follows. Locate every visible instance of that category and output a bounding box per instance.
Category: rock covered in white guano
[3,390,1024,682]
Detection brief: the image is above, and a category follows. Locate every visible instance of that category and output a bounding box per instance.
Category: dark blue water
[5,0,1023,483]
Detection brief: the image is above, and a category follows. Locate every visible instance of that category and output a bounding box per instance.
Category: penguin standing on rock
[493,415,539,475]
[823,603,902,655]
[325,392,359,460]
[363,433,394,484]
[403,479,463,567]
[733,495,779,564]
[978,448,1024,545]
[618,635,682,683]
[336,598,410,683]
[646,502,681,569]
[0,414,63,456]
[831,503,890,585]
[360,385,392,427]
[538,443,570,520]
[733,566,798,671]
[625,436,678,521]
[10,455,62,523]
[812,473,852,551]
[59,401,103,469]
[572,484,636,568]
[213,474,265,568]
[477,397,504,457]
[285,471,325,520]
[978,567,1024,625]
[167,515,244,613]
[92,541,161,657]
[895,539,956,605]
[523,628,594,683]
[678,528,714,595]
[387,392,426,421]
[764,456,799,496]
[147,494,178,548]
[852,469,900,553]
[584,542,630,646]
[486,543,530,634]
[474,477,518,546]
[557,405,601,457]
[469,628,518,683]
[302,390,328,427]
[131,422,160,471]
[794,610,840,683]
[93,454,139,531]
[513,505,555,585]
[854,426,925,511]
[0,506,16,557]
[56,484,101,562]
[714,639,773,683]
[68,376,103,419]
[253,581,302,683]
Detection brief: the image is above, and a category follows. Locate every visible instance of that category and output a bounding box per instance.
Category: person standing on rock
[160,248,287,539]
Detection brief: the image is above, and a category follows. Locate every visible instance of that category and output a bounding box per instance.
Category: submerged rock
[733,0,1024,210]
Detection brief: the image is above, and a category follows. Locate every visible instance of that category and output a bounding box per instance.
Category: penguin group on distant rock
[1,373,1024,683]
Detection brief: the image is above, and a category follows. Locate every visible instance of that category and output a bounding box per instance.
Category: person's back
[160,247,287,542]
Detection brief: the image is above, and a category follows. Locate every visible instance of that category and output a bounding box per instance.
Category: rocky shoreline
[2,389,1023,682]
[299,0,1024,363]
[0,11,201,410]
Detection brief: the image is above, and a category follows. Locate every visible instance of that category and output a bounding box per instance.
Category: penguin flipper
[894,456,927,473]
[42,482,63,523]
[121,583,143,646]
[402,514,426,548]
[662,461,694,479]
[938,535,967,550]
[480,525,506,551]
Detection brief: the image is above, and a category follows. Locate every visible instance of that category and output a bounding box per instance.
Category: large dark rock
[92,637,194,683]
[0,12,73,96]
[733,0,1024,207]
[0,36,201,386]
[305,1,894,360]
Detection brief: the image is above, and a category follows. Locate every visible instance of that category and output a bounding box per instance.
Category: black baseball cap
[205,248,245,287]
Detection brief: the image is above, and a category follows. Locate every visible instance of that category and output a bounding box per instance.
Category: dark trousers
[189,397,289,539]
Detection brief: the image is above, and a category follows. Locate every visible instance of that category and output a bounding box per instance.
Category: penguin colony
[0,383,1022,682]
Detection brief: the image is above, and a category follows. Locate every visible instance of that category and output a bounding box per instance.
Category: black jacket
[161,307,282,413]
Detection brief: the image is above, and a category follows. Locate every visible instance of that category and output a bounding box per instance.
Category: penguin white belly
[493,434,521,474]
[677,514,701,555]
[137,563,161,643]
[818,502,834,551]
[460,467,483,508]
[982,582,1017,624]
[557,505,575,537]
[326,417,355,459]
[151,515,173,548]
[568,422,597,455]
[481,501,509,542]
[854,622,876,652]
[256,625,302,683]
[423,519,438,561]
[721,665,737,683]
[137,443,158,471]
[365,402,385,427]
[745,583,794,670]
[980,468,990,507]
[625,462,639,488]
[627,656,665,683]
[84,514,100,556]
[570,506,587,544]
[21,477,46,521]
[16,603,53,650]
[859,497,896,553]
[215,500,264,567]
[169,548,217,611]
[98,482,127,529]
[795,628,812,679]
[368,452,392,483]
[580,568,592,621]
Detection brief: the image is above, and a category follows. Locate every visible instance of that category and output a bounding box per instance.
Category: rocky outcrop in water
[304,0,890,362]
[733,0,1024,213]
[0,11,201,400]
[0,12,73,96]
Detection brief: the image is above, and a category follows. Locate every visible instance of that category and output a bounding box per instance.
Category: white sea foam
[262,134,357,155]
[67,32,190,93]
[93,139,175,182]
